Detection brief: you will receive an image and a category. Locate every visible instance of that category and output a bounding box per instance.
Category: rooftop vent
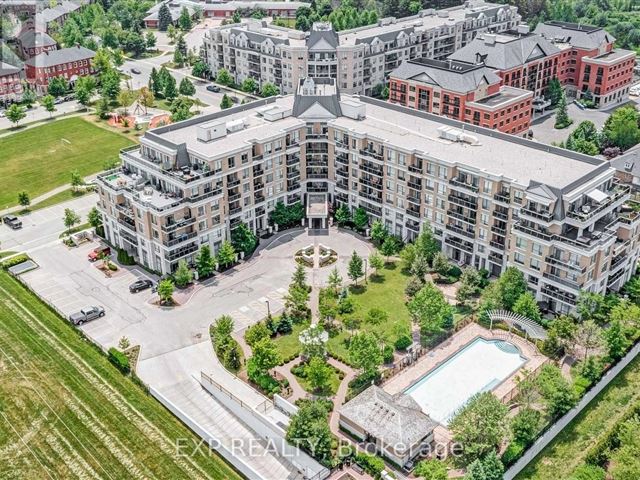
[197,120,226,142]
[516,24,530,35]
[437,125,480,145]
[226,118,247,133]
[484,33,496,45]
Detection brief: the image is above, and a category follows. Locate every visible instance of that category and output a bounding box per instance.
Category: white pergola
[487,309,548,341]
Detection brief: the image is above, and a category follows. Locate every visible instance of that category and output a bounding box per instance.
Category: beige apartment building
[96,78,640,314]
[202,0,520,95]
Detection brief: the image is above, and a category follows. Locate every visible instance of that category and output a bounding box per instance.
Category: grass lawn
[516,354,640,480]
[20,189,90,214]
[0,271,241,479]
[327,262,411,361]
[0,117,134,208]
[272,321,309,361]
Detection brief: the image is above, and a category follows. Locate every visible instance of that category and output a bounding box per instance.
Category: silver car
[69,306,105,325]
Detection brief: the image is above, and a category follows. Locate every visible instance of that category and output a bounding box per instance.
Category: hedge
[108,347,131,374]
[2,254,31,269]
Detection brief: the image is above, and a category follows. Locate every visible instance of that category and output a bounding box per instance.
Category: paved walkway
[274,356,306,402]
[327,357,357,433]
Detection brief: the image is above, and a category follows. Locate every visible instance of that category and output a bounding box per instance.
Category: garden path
[327,357,357,433]
[274,356,307,403]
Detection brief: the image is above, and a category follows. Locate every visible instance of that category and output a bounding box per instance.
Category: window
[516,236,527,249]
[531,242,543,256]
[530,258,540,271]
[514,252,525,264]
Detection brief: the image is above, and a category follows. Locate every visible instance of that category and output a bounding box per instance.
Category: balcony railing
[445,235,474,253]
[161,216,195,233]
[359,149,384,161]
[566,184,630,222]
[520,207,553,222]
[545,256,586,274]
[448,193,477,210]
[165,242,199,261]
[164,231,198,248]
[541,285,578,305]
[543,271,581,290]
[494,191,511,203]
[446,223,475,239]
[449,177,479,194]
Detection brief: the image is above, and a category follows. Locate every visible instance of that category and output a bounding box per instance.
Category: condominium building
[96,78,640,314]
[388,58,532,134]
[0,62,24,104]
[24,45,95,94]
[202,0,520,95]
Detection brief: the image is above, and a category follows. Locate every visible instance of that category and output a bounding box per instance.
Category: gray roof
[611,148,640,177]
[340,386,437,450]
[449,32,560,70]
[0,62,20,76]
[390,59,501,94]
[231,26,290,46]
[18,29,57,48]
[39,0,81,24]
[293,78,342,117]
[307,25,339,51]
[534,21,615,50]
[356,26,414,46]
[25,46,95,67]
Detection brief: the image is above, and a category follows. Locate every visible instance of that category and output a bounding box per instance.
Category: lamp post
[265,299,271,317]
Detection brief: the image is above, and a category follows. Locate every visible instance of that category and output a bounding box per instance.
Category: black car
[206,84,220,92]
[131,68,141,74]
[129,279,153,293]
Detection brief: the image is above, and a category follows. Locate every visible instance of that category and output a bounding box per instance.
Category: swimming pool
[404,337,527,425]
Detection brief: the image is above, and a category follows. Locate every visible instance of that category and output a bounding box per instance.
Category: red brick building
[535,21,635,108]
[17,29,57,59]
[24,45,96,94]
[389,58,533,135]
[0,62,24,104]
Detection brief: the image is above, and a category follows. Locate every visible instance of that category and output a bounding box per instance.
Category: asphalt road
[0,99,83,130]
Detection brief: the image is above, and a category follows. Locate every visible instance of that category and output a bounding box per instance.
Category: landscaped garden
[0,117,134,208]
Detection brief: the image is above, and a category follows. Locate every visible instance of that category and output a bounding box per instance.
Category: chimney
[483,33,496,45]
[516,24,530,35]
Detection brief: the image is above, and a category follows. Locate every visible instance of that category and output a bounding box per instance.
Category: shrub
[355,452,385,478]
[365,307,388,325]
[337,296,356,314]
[2,254,31,269]
[501,440,525,467]
[394,334,413,351]
[569,465,606,480]
[383,344,394,363]
[108,347,130,374]
[117,248,136,265]
[108,262,118,271]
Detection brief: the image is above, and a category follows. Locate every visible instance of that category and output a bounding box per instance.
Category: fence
[504,340,640,480]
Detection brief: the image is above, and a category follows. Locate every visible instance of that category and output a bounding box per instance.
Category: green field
[516,354,640,480]
[0,271,241,480]
[0,117,133,208]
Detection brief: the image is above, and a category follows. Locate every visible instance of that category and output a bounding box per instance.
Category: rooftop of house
[468,85,532,108]
[223,20,307,48]
[534,21,615,50]
[142,81,610,193]
[24,45,95,68]
[390,58,502,93]
[340,386,438,451]
[0,62,21,76]
[38,0,82,24]
[448,30,560,70]
[18,29,57,47]
[584,48,636,64]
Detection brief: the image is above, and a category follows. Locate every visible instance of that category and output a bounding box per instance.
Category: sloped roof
[534,21,615,50]
[390,59,501,94]
[612,148,640,177]
[0,62,20,76]
[18,30,57,48]
[307,26,338,51]
[39,0,81,24]
[340,386,437,450]
[25,45,95,68]
[449,32,560,70]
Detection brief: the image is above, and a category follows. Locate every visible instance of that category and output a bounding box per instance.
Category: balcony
[165,242,199,261]
[494,191,511,204]
[446,223,475,239]
[286,156,300,166]
[306,133,328,141]
[541,285,578,306]
[336,155,349,165]
[117,217,136,233]
[407,193,421,204]
[488,252,503,264]
[513,222,552,242]
[161,216,195,233]
[545,255,586,274]
[408,164,423,174]
[359,149,384,162]
[227,178,240,188]
[360,176,383,190]
[449,177,479,194]
[407,179,422,190]
[491,224,507,236]
[543,271,581,290]
[406,207,421,219]
[287,170,301,179]
[489,240,505,250]
[608,266,626,287]
[164,231,198,248]
[448,193,477,210]
[445,235,474,253]
[566,184,630,222]
[336,180,349,190]
[229,206,243,216]
[359,190,382,203]
[520,206,553,222]
[360,162,383,176]
[610,253,628,272]
[447,210,476,224]
[494,209,509,221]
[405,219,420,232]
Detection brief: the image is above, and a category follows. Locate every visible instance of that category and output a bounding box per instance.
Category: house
[24,45,96,94]
[0,62,24,104]
[143,0,198,29]
[36,0,83,33]
[339,386,437,467]
[612,149,640,191]
[17,29,58,59]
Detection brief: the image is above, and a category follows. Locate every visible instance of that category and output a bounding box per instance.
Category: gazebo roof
[487,309,548,340]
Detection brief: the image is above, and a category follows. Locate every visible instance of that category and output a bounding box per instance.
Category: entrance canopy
[487,309,548,340]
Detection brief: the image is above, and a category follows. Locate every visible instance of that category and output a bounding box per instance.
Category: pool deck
[383,323,548,405]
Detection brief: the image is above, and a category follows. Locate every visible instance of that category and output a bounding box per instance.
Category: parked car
[206,84,220,92]
[88,245,111,262]
[2,215,22,229]
[129,279,153,293]
[54,96,65,104]
[230,96,240,104]
[131,68,141,74]
[69,306,105,325]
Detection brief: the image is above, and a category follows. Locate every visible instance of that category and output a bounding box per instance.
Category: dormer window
[625,161,634,172]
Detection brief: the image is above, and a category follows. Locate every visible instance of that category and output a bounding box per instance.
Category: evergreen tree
[220,94,233,109]
[216,241,236,268]
[163,73,177,100]
[347,250,364,285]
[554,91,572,129]
[547,77,563,106]
[464,459,486,480]
[179,77,195,96]
[482,450,504,480]
[178,6,192,30]
[174,259,193,287]
[334,204,351,226]
[158,3,172,31]
[195,245,215,278]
